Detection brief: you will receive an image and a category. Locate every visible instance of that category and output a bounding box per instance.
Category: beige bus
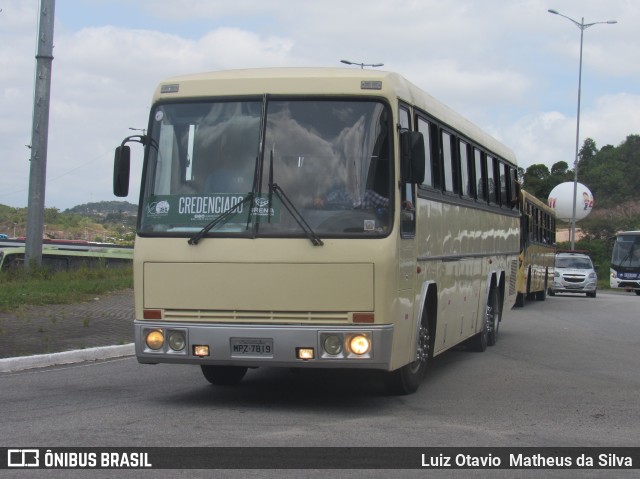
[114,68,520,394]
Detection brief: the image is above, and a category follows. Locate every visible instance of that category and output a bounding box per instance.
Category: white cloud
[506,93,640,172]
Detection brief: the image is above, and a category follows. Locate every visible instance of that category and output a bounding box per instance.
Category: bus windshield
[140,98,393,238]
[612,235,640,268]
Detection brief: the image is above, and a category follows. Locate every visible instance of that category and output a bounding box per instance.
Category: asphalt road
[2,291,639,478]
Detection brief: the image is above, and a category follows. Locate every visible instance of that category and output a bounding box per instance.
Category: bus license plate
[230,338,273,357]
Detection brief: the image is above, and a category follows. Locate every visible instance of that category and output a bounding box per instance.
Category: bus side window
[400,106,415,237]
[499,162,508,206]
[459,140,472,198]
[475,148,487,202]
[417,117,434,188]
[486,155,497,204]
[441,130,459,194]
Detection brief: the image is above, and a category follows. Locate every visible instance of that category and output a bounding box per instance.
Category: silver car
[550,252,597,298]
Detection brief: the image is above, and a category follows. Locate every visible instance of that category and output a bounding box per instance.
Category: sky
[1,0,639,211]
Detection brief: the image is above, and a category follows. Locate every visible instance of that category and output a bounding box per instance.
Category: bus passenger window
[460,140,472,197]
[486,155,497,204]
[474,149,486,201]
[442,131,457,194]
[499,162,508,206]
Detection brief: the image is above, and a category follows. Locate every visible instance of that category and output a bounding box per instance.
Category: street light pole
[548,9,616,249]
[25,0,56,268]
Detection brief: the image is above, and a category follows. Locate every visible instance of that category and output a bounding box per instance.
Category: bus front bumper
[134,320,395,370]
[610,278,640,291]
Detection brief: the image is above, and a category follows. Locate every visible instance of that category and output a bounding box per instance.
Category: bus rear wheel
[486,288,501,346]
[468,287,499,351]
[385,320,430,395]
[201,365,248,386]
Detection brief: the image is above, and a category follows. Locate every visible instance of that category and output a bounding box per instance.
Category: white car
[550,252,597,298]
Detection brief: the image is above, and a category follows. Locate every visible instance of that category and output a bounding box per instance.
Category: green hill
[0,201,137,245]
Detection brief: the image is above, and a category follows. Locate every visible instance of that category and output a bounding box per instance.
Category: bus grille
[161,310,351,323]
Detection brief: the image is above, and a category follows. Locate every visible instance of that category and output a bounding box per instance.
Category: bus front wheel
[201,365,248,386]
[385,320,430,395]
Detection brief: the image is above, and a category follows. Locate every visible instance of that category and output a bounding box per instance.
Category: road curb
[0,343,135,373]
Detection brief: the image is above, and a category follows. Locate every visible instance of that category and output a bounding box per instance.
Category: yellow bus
[514,190,556,307]
[114,68,520,394]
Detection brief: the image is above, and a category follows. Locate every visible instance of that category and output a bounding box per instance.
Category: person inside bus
[312,185,414,211]
[312,186,389,209]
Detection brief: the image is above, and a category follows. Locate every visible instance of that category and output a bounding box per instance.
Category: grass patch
[0,266,133,312]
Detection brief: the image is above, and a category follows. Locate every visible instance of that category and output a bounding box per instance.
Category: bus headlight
[145,329,164,350]
[168,331,186,351]
[322,334,343,356]
[348,334,371,355]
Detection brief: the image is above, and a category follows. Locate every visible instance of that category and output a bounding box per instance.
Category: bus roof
[153,67,516,165]
[521,189,555,215]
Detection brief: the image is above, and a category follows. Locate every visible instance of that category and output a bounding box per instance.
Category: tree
[522,164,551,199]
[578,137,598,168]
[550,161,570,177]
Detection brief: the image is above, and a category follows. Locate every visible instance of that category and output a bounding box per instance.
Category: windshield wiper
[188,193,254,245]
[268,149,323,247]
[620,245,637,265]
[270,184,324,246]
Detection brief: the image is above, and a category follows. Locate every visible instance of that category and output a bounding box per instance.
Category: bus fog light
[168,331,186,351]
[296,348,315,360]
[322,335,343,355]
[349,334,371,355]
[193,345,209,357]
[145,330,164,350]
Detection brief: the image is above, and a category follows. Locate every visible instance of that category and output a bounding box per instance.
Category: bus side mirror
[400,130,425,184]
[113,146,131,197]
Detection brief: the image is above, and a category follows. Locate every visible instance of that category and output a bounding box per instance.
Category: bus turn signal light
[353,313,374,323]
[143,309,163,319]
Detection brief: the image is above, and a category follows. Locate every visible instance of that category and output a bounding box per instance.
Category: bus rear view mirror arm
[113,134,155,197]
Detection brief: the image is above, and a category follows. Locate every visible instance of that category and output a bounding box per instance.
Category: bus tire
[384,316,430,395]
[514,292,525,307]
[635,290,640,296]
[486,287,501,346]
[468,286,498,351]
[535,288,546,301]
[201,365,248,386]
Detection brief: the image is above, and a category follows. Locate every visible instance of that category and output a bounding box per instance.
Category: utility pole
[25,0,56,269]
